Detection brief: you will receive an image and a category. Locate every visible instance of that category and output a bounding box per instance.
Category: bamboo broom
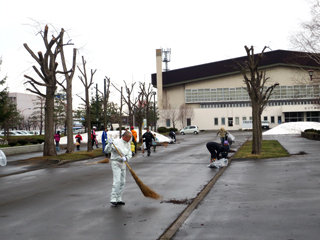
[86,158,109,165]
[112,143,162,200]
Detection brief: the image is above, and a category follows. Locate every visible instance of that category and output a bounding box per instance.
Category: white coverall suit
[105,138,132,203]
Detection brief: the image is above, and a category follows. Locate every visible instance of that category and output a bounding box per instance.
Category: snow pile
[263,122,320,135]
[59,130,171,144]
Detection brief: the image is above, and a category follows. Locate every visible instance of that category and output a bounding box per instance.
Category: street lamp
[152,91,156,131]
[308,69,320,81]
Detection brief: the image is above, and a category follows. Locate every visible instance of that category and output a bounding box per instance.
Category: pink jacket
[54,134,60,142]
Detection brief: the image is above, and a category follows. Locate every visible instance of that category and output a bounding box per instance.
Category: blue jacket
[101,131,108,143]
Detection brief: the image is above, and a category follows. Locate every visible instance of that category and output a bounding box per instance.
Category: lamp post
[152,91,156,131]
[308,69,320,80]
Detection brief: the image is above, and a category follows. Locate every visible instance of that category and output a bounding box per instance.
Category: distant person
[91,126,99,148]
[142,128,155,156]
[169,131,176,143]
[75,132,82,151]
[131,126,137,155]
[152,134,159,152]
[216,127,229,145]
[102,128,109,157]
[54,131,61,151]
[105,131,133,207]
[206,140,230,163]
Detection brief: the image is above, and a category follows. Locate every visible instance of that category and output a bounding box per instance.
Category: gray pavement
[1,131,320,240]
[172,133,320,240]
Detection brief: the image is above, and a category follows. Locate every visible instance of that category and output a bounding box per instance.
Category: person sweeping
[105,131,132,207]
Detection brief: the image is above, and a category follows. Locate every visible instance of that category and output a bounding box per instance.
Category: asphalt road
[0,131,249,240]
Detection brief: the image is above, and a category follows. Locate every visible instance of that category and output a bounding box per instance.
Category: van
[262,121,270,129]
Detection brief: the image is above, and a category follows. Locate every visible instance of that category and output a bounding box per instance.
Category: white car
[180,125,200,135]
[0,131,21,136]
[14,130,32,136]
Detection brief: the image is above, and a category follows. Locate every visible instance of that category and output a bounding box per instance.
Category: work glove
[121,156,127,162]
[108,138,113,144]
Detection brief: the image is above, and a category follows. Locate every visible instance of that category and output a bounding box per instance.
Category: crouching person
[104,131,132,207]
[206,140,230,163]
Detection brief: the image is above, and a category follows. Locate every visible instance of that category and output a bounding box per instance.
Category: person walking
[216,127,229,145]
[91,126,99,148]
[206,140,230,163]
[54,131,61,151]
[104,131,133,207]
[152,134,159,152]
[131,126,137,154]
[142,128,155,156]
[101,128,109,157]
[75,132,82,150]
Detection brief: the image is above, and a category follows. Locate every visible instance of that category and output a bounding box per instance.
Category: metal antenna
[162,48,171,71]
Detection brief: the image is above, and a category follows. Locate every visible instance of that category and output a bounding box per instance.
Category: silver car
[180,125,199,135]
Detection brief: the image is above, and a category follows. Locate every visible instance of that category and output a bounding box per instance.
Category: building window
[271,116,275,124]
[285,112,303,122]
[264,116,268,121]
[187,118,191,126]
[221,117,225,125]
[228,117,233,127]
[166,119,170,127]
[214,118,218,125]
[306,112,320,122]
[242,116,247,121]
[235,117,239,125]
[249,116,252,120]
[278,116,282,124]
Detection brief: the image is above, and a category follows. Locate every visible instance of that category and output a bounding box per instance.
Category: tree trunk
[43,86,56,156]
[251,102,262,154]
[66,79,74,153]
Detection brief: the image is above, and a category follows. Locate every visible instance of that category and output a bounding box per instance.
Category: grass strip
[233,140,290,159]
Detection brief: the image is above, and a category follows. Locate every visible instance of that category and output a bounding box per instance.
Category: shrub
[116,127,125,130]
[31,140,39,144]
[17,139,29,145]
[304,129,320,134]
[37,139,44,144]
[157,127,167,133]
[9,141,18,147]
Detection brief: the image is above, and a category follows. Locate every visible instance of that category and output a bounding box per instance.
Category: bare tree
[31,96,45,134]
[135,89,145,143]
[23,25,73,156]
[77,56,96,152]
[140,82,154,128]
[103,77,111,128]
[178,103,195,128]
[290,0,320,84]
[236,46,279,154]
[57,46,77,153]
[112,80,138,128]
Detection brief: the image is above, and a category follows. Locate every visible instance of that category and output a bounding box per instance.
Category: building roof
[151,50,319,88]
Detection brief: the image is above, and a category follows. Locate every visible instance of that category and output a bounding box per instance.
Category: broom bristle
[98,158,109,163]
[86,158,109,165]
[162,142,169,148]
[128,168,162,200]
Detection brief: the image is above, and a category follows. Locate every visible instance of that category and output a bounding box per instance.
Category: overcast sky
[0,0,312,108]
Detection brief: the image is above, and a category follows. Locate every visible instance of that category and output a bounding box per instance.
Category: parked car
[180,125,199,135]
[28,131,40,135]
[262,121,270,129]
[0,131,21,136]
[13,130,32,136]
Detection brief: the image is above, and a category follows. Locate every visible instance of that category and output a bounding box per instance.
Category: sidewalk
[171,134,320,240]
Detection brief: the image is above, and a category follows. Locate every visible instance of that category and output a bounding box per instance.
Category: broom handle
[112,143,131,170]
